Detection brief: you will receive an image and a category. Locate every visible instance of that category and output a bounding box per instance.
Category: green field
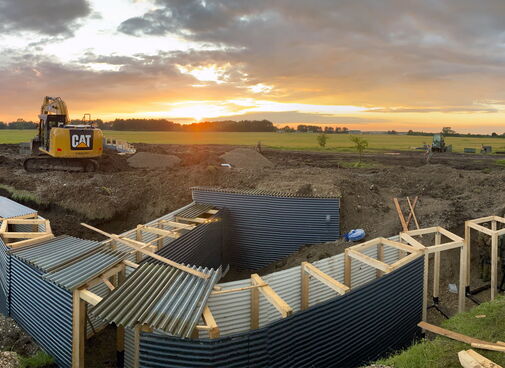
[2,129,505,153]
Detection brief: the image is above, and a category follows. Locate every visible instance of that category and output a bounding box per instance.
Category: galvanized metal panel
[0,237,10,316]
[0,196,37,219]
[191,187,340,269]
[92,263,221,338]
[137,258,423,368]
[10,235,102,273]
[175,203,216,219]
[10,256,73,367]
[43,248,126,290]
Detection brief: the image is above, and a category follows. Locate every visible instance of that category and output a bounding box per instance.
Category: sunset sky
[1,0,505,133]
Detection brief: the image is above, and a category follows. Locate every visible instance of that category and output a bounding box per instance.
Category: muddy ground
[1,143,505,365]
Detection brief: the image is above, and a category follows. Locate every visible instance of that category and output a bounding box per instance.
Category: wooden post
[433,232,441,302]
[72,290,86,368]
[465,222,471,288]
[250,276,259,330]
[344,250,351,288]
[422,252,429,322]
[135,226,143,263]
[300,262,309,311]
[458,245,466,313]
[116,326,125,358]
[376,243,384,279]
[133,325,141,368]
[157,221,164,250]
[491,232,498,300]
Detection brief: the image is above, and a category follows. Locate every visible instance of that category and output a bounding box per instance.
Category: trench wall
[192,188,340,269]
[136,256,423,368]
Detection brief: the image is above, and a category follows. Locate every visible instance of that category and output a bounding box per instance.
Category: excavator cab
[37,114,67,151]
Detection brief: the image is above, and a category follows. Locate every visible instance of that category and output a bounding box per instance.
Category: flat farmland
[2,129,505,153]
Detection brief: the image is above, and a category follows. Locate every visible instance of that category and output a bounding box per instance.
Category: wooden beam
[72,290,86,368]
[403,227,439,237]
[2,231,49,239]
[418,322,504,348]
[0,220,7,233]
[202,306,220,339]
[133,325,141,368]
[377,243,384,278]
[102,278,115,291]
[347,248,391,273]
[139,225,180,239]
[425,241,464,254]
[433,233,441,301]
[389,252,423,271]
[465,222,471,287]
[399,233,425,250]
[459,349,502,368]
[83,263,125,290]
[381,238,419,253]
[344,250,351,287]
[491,232,498,300]
[302,262,349,295]
[80,223,209,279]
[79,289,103,306]
[123,260,139,269]
[349,237,381,252]
[422,253,429,322]
[470,216,497,224]
[407,196,420,230]
[393,198,408,232]
[251,274,293,318]
[159,220,196,230]
[458,245,466,313]
[405,196,418,228]
[251,277,259,330]
[467,222,495,236]
[301,263,309,310]
[471,343,505,353]
[437,227,464,242]
[211,284,266,295]
[3,218,46,225]
[175,216,207,224]
[6,234,54,248]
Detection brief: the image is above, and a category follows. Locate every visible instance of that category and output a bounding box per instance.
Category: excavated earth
[1,143,505,365]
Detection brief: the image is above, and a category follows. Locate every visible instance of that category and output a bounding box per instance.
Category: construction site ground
[1,143,504,367]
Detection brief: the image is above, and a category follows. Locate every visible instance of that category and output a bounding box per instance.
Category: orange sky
[1,0,505,133]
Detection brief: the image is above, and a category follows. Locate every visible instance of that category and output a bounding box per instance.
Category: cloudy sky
[1,0,505,132]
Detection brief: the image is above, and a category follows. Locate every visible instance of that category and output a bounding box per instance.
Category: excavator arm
[40,96,69,123]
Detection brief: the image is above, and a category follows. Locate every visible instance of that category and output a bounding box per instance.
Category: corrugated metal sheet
[150,209,229,269]
[175,203,216,219]
[93,263,221,338]
[137,257,423,368]
[192,186,342,199]
[43,248,126,290]
[0,196,37,219]
[10,256,73,367]
[87,282,112,338]
[192,187,340,269]
[0,237,10,316]
[10,235,102,272]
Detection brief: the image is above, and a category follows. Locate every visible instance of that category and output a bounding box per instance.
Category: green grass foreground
[375,297,505,368]
[2,130,505,153]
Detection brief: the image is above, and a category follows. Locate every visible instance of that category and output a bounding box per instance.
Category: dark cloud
[369,107,499,114]
[0,0,91,36]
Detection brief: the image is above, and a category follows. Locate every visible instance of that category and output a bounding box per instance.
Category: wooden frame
[400,226,465,319]
[194,306,220,338]
[300,262,349,310]
[465,216,505,301]
[250,274,292,329]
[0,218,53,248]
[393,196,419,232]
[344,237,422,288]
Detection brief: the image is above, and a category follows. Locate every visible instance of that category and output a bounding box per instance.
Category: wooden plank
[405,196,418,227]
[0,220,7,233]
[418,322,503,347]
[404,227,439,237]
[426,241,464,254]
[399,233,425,250]
[458,246,466,313]
[7,234,54,248]
[465,223,471,287]
[458,349,502,368]
[251,274,293,318]
[133,325,141,368]
[393,198,408,232]
[250,277,259,330]
[2,231,47,239]
[81,223,209,279]
[83,263,125,289]
[175,216,207,224]
[79,289,103,306]
[303,262,349,295]
[72,290,86,368]
[491,233,498,300]
[437,227,464,242]
[467,222,495,237]
[470,216,497,225]
[347,248,391,273]
[4,218,46,225]
[301,263,309,310]
[344,250,351,288]
[433,233,441,300]
[211,284,266,295]
[382,238,419,253]
[102,278,115,291]
[202,306,220,338]
[422,253,429,322]
[116,326,125,354]
[407,196,420,230]
[471,343,505,353]
[349,237,381,252]
[123,260,139,269]
[389,252,423,271]
[376,243,384,278]
[140,225,180,239]
[160,220,196,230]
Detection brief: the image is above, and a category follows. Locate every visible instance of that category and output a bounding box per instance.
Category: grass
[2,130,505,153]
[19,351,55,368]
[0,184,40,204]
[375,297,505,367]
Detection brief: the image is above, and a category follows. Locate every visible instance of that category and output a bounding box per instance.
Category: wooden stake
[422,253,429,322]
[393,198,408,232]
[377,243,384,278]
[433,233,441,301]
[407,196,421,231]
[465,222,471,288]
[491,232,498,300]
[250,276,259,330]
[458,244,466,313]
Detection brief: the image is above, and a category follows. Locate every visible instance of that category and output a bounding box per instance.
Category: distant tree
[324,126,335,133]
[442,127,456,135]
[280,125,294,133]
[297,125,308,132]
[492,132,498,137]
[8,121,37,129]
[334,127,341,134]
[349,135,368,163]
[387,130,398,135]
[0,122,6,129]
[407,129,414,135]
[317,133,329,148]
[342,127,349,133]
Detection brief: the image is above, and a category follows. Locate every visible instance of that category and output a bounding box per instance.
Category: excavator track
[23,156,99,173]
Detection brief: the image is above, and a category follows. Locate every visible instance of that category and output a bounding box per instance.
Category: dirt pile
[220,148,274,169]
[127,152,181,169]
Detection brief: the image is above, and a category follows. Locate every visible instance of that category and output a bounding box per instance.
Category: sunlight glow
[176,64,233,84]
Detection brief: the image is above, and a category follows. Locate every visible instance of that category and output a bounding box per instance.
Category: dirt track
[1,143,505,325]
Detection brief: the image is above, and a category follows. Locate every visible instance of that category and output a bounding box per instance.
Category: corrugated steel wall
[0,238,10,316]
[137,257,423,368]
[151,209,229,269]
[10,256,73,367]
[192,188,340,269]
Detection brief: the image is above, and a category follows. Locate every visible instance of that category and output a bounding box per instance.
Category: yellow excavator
[24,96,103,172]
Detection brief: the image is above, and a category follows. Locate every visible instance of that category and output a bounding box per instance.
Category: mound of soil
[220,148,274,169]
[98,150,132,172]
[127,152,181,169]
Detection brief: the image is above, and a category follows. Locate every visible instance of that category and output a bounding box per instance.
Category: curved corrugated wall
[137,257,423,368]
[0,239,10,316]
[10,256,73,367]
[192,188,340,269]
